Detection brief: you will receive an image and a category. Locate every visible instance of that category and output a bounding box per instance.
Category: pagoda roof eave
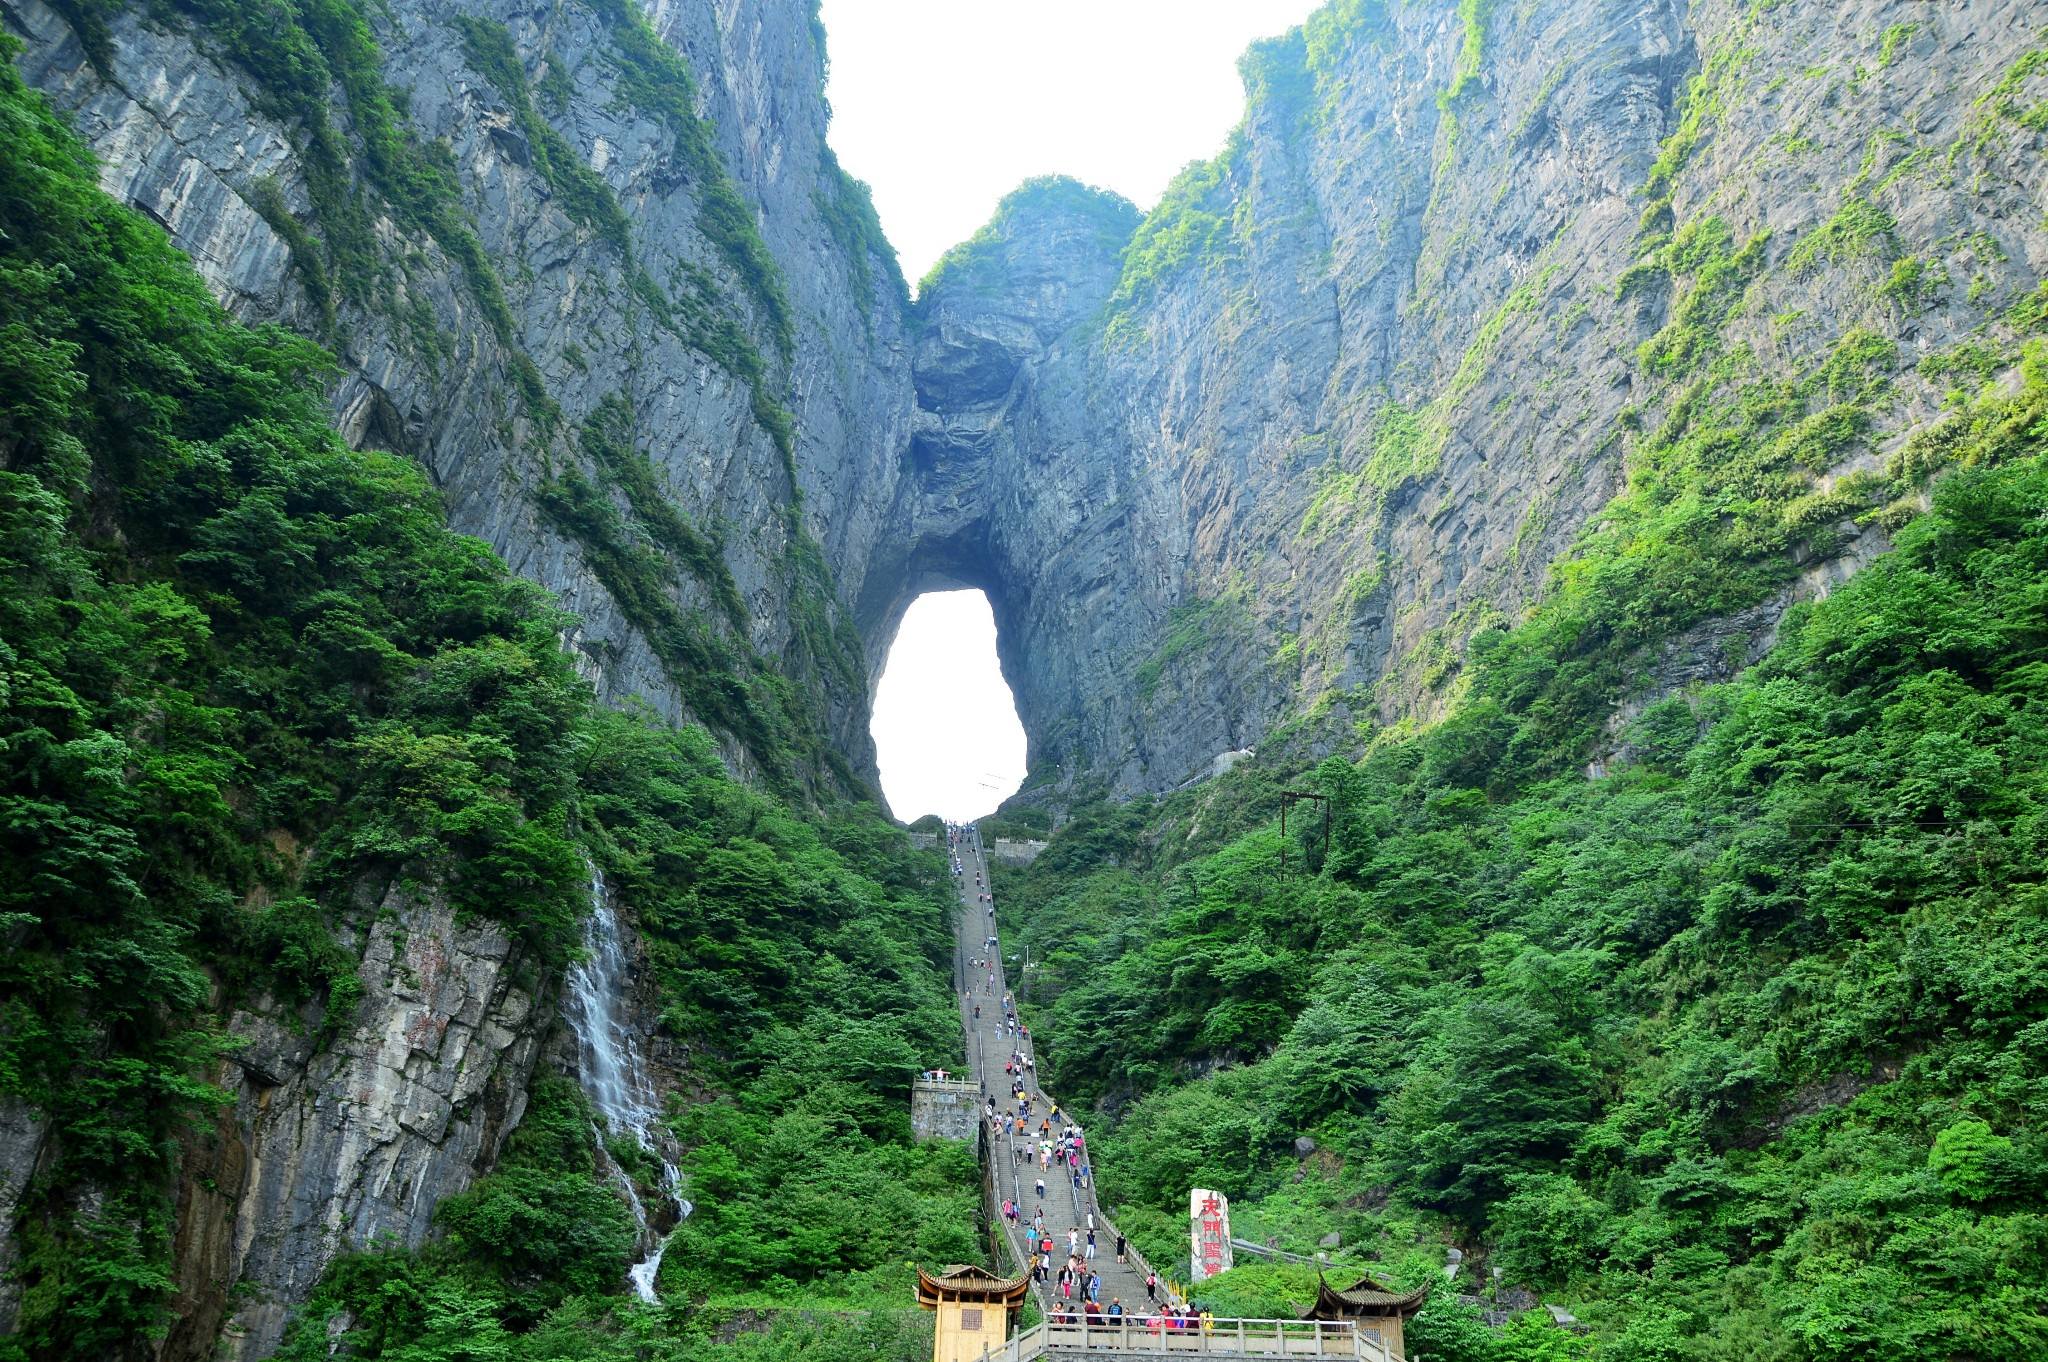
[915,1263,1033,1309]
[1301,1272,1432,1320]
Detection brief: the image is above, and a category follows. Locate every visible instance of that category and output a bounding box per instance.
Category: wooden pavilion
[915,1263,1031,1362]
[1302,1270,1432,1360]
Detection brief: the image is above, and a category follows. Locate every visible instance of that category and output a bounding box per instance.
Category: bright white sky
[818,0,1324,286]
[870,592,1028,822]
[830,2,1320,821]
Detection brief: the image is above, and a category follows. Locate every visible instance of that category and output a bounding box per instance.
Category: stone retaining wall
[912,1078,982,1142]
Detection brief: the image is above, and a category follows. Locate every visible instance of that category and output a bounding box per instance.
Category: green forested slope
[0,47,961,1362]
[996,346,2048,1357]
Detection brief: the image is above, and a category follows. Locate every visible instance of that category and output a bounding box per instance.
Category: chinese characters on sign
[1188,1187,1234,1283]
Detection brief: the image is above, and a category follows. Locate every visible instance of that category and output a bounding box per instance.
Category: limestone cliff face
[17,0,2042,816]
[182,893,549,1362]
[0,885,550,1362]
[898,0,2048,797]
[7,0,913,783]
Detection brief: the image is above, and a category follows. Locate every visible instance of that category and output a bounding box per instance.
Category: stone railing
[990,837,1049,864]
[1088,1200,1181,1312]
[981,1317,1394,1362]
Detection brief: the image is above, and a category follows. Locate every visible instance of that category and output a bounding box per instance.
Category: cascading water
[566,862,691,1302]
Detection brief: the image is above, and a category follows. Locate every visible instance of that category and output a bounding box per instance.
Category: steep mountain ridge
[14,0,2044,797]
[899,0,2047,797]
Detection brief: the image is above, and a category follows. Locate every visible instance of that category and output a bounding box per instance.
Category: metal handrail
[1091,1202,1178,1311]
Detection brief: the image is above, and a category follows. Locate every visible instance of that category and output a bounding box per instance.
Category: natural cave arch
[854,518,1015,697]
[851,180,1148,801]
[855,500,1041,817]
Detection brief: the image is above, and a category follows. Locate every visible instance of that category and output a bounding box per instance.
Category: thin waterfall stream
[566,863,690,1302]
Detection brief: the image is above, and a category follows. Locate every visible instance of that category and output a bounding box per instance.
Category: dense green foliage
[991,7,2047,1349]
[429,1079,642,1323]
[274,717,978,1352]
[0,44,591,1352]
[817,144,908,323]
[582,722,978,1304]
[0,52,970,1360]
[282,1233,936,1362]
[998,358,2048,1356]
[919,175,1139,300]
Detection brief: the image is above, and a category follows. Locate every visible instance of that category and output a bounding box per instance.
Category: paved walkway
[949,826,1172,1322]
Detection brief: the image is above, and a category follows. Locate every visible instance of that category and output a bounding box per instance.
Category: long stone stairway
[948,827,1164,1319]
[941,828,1405,1362]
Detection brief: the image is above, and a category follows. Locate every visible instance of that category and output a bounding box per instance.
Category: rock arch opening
[868,589,1027,822]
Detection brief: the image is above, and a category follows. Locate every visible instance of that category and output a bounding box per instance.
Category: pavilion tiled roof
[1303,1271,1432,1319]
[916,1264,1032,1307]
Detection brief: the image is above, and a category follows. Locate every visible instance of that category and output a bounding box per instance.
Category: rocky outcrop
[0,1101,44,1336]
[173,888,548,1362]
[856,181,1146,766]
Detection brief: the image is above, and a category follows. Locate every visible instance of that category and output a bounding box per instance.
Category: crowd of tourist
[945,819,1203,1329]
[1045,1302,1215,1332]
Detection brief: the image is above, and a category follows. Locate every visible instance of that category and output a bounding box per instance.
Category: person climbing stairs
[946,823,1169,1320]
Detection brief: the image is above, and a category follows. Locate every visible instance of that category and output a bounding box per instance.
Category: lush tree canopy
[0,45,964,1361]
[998,356,2048,1358]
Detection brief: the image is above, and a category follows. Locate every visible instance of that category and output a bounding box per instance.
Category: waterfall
[566,862,691,1303]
